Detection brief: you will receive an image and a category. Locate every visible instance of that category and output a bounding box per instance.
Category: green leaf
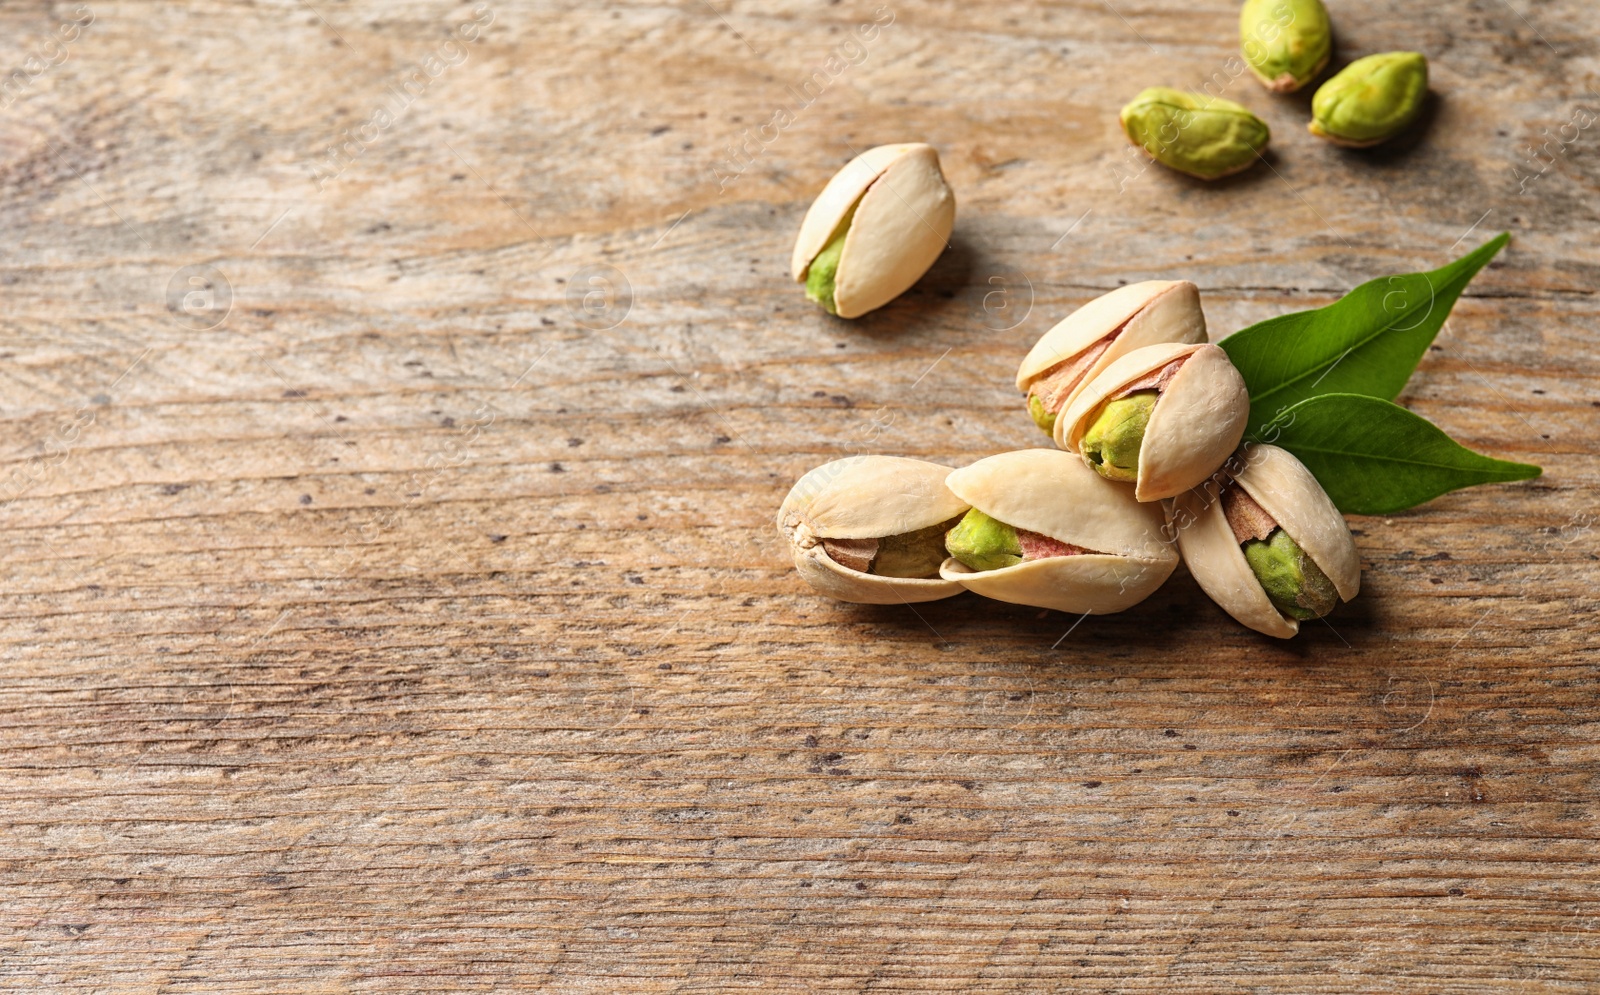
[1261,394,1541,515]
[1222,233,1510,438]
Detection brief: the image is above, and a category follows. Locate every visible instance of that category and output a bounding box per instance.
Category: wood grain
[1,0,1597,991]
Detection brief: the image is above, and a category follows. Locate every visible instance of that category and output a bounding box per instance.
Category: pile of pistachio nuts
[782,145,1359,638]
[1122,0,1430,180]
[779,276,1358,638]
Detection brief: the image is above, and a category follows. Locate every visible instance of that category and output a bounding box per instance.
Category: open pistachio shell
[778,455,969,604]
[1172,444,1360,638]
[1059,342,1248,502]
[937,449,1178,614]
[790,143,955,319]
[1015,280,1207,429]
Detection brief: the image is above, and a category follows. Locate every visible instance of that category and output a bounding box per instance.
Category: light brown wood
[2,0,1597,990]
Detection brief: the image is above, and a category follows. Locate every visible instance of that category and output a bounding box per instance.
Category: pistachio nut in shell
[1171,444,1360,638]
[1059,342,1249,502]
[1309,52,1429,147]
[1015,280,1207,438]
[1119,88,1270,181]
[778,455,969,604]
[1240,0,1331,93]
[790,143,956,319]
[937,449,1178,614]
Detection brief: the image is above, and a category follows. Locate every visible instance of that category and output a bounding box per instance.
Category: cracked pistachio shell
[1240,0,1332,93]
[1119,88,1270,180]
[1171,444,1360,638]
[790,143,956,319]
[937,449,1178,614]
[1059,342,1249,502]
[1310,52,1429,147]
[778,455,969,604]
[1015,280,1207,417]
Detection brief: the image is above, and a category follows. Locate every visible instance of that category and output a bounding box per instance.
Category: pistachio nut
[1309,52,1429,148]
[1171,444,1360,638]
[1015,280,1207,438]
[1119,88,1270,181]
[790,143,956,319]
[1243,530,1339,619]
[1081,392,1156,481]
[778,455,969,604]
[937,449,1178,614]
[1240,0,1331,93]
[945,508,1024,572]
[1058,342,1248,501]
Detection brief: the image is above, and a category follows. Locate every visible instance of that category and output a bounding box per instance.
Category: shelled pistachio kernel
[1309,52,1429,147]
[1082,392,1157,482]
[1240,0,1331,93]
[803,220,850,315]
[944,509,1024,572]
[1242,528,1339,619]
[832,516,964,579]
[1119,87,1270,180]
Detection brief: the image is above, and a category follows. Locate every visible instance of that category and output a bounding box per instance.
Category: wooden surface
[2,1,1597,990]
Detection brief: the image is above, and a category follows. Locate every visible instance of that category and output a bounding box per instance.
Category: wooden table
[3,1,1596,990]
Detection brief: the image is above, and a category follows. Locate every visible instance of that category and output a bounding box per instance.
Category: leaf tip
[1473,231,1512,264]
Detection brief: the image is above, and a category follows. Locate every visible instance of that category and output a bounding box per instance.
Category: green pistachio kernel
[874,517,963,579]
[804,228,847,314]
[1309,51,1429,147]
[944,508,1023,572]
[1082,391,1157,483]
[1027,391,1057,435]
[1240,0,1332,93]
[1119,87,1271,180]
[1242,529,1339,620]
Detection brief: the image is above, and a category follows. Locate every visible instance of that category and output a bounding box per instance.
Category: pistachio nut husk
[1119,88,1270,181]
[1059,342,1249,502]
[1015,280,1207,438]
[937,449,1178,614]
[790,143,956,319]
[1309,52,1429,148]
[1240,0,1332,93]
[1171,444,1360,638]
[778,455,969,604]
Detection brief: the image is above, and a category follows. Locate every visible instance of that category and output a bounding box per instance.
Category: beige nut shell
[937,449,1178,614]
[1059,342,1249,502]
[790,143,955,319]
[1172,444,1360,638]
[778,455,969,604]
[1015,280,1207,400]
